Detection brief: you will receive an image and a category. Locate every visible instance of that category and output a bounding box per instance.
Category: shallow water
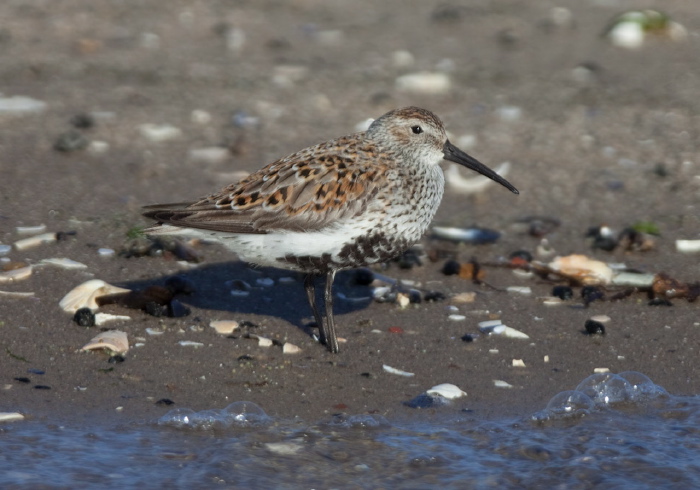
[3,374,700,489]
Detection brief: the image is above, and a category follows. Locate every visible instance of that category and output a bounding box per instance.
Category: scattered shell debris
[383,364,415,377]
[0,263,32,283]
[594,367,611,374]
[0,412,25,423]
[16,224,47,235]
[512,359,526,367]
[179,340,205,348]
[426,383,467,399]
[247,334,273,347]
[13,232,58,251]
[210,320,239,335]
[59,279,131,313]
[478,320,530,339]
[94,313,131,326]
[507,286,532,295]
[494,380,514,389]
[282,342,302,354]
[0,290,35,298]
[81,330,129,355]
[677,240,700,253]
[38,258,88,270]
[445,162,511,194]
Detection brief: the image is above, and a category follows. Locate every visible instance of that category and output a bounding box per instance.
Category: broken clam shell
[59,279,131,313]
[81,330,129,354]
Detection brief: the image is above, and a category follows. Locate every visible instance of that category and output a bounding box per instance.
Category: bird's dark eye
[411,125,423,134]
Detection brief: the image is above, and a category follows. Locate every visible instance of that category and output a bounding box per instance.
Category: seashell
[479,320,530,339]
[138,123,182,142]
[210,320,239,335]
[432,225,500,244]
[548,254,613,286]
[0,412,25,423]
[610,272,655,288]
[0,95,47,116]
[179,340,204,348]
[493,380,514,389]
[16,224,47,235]
[382,364,415,377]
[426,383,467,399]
[94,313,131,326]
[395,71,451,95]
[512,359,526,367]
[0,263,32,283]
[396,293,410,308]
[13,232,57,251]
[506,286,532,295]
[593,367,610,373]
[59,279,131,313]
[445,162,511,194]
[282,342,301,354]
[146,328,165,336]
[247,334,273,347]
[81,330,129,354]
[451,292,476,304]
[448,314,466,321]
[676,239,700,253]
[97,248,115,257]
[38,258,88,270]
[0,290,35,298]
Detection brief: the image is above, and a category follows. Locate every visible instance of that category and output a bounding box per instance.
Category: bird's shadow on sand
[119,261,373,336]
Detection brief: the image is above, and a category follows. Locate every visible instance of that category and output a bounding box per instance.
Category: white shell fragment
[548,254,613,286]
[0,264,32,283]
[13,233,57,251]
[426,383,467,400]
[506,286,532,295]
[383,364,415,377]
[395,72,451,94]
[0,412,25,423]
[59,279,131,313]
[97,248,116,257]
[179,340,204,348]
[512,359,526,367]
[138,123,182,142]
[282,342,301,354]
[81,330,129,354]
[0,95,47,116]
[38,258,88,270]
[494,380,514,389]
[448,314,466,321]
[594,367,611,374]
[0,290,35,298]
[94,313,131,326]
[478,320,530,339]
[210,320,239,335]
[145,328,165,336]
[445,162,511,194]
[248,334,273,347]
[16,224,47,235]
[676,239,700,253]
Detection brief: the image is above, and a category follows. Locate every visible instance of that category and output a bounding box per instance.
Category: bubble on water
[531,390,594,423]
[157,402,269,430]
[324,413,391,429]
[221,401,270,426]
[575,373,633,407]
[618,371,669,401]
[157,408,196,428]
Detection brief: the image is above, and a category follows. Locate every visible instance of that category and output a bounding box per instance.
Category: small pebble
[552,285,574,300]
[73,308,95,327]
[97,248,115,257]
[584,319,606,335]
[395,72,451,95]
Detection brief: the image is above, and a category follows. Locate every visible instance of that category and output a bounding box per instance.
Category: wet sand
[1,0,699,425]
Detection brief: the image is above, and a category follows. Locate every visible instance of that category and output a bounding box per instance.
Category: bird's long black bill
[443,140,519,194]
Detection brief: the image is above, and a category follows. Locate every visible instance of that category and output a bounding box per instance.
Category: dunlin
[143,107,518,353]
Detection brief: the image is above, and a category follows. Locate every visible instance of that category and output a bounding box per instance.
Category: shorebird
[143,107,518,353]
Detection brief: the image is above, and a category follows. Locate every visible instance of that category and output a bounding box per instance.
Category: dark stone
[581,286,605,305]
[14,377,31,384]
[648,298,673,307]
[73,307,95,327]
[34,385,51,390]
[442,259,461,276]
[108,355,125,364]
[461,333,476,343]
[155,398,175,406]
[584,320,606,335]
[70,113,96,129]
[552,285,574,300]
[423,291,446,302]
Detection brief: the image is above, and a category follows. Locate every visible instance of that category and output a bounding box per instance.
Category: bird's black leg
[304,274,328,346]
[323,269,339,353]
